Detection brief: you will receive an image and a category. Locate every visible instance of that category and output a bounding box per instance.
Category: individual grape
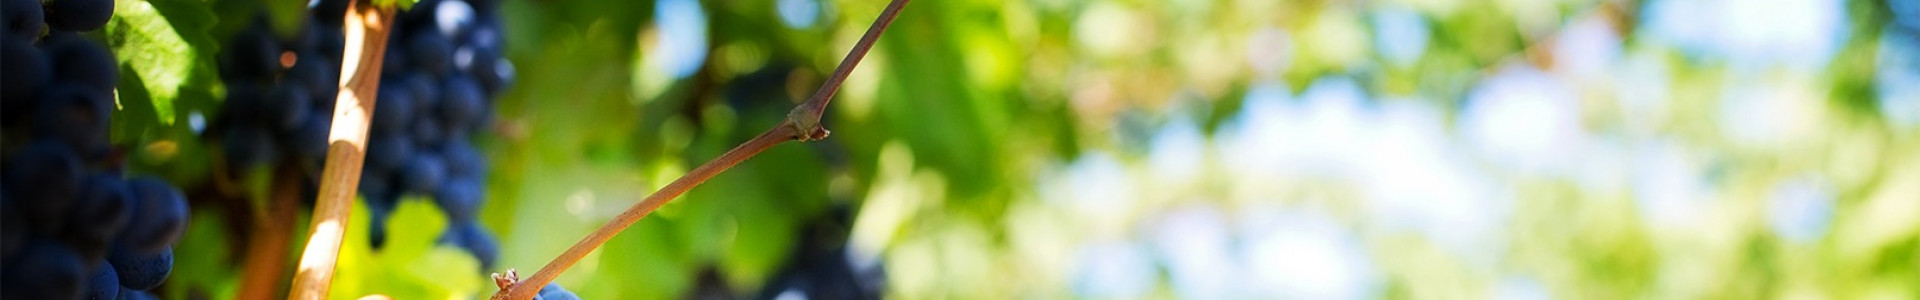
[86,263,121,300]
[222,27,282,81]
[266,84,315,130]
[223,125,283,168]
[64,174,134,260]
[118,177,189,253]
[43,33,121,90]
[373,84,417,132]
[474,57,514,96]
[1,241,88,299]
[1,192,23,258]
[401,153,447,194]
[107,245,173,291]
[361,169,399,249]
[314,25,346,62]
[5,141,84,228]
[442,140,486,178]
[290,115,333,159]
[116,289,159,300]
[43,0,115,31]
[461,19,502,55]
[1,36,48,104]
[1,0,44,38]
[364,133,416,173]
[289,53,339,105]
[412,114,447,145]
[405,72,441,107]
[534,282,583,300]
[432,177,481,222]
[312,0,350,27]
[382,46,413,78]
[437,220,497,270]
[439,76,484,125]
[364,193,398,249]
[407,29,454,75]
[33,83,115,157]
[432,0,475,38]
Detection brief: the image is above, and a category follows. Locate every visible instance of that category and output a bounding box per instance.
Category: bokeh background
[128,0,1920,298]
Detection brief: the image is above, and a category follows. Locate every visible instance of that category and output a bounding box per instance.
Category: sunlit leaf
[107,0,196,125]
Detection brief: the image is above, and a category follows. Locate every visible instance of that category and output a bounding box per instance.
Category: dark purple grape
[442,140,486,178]
[364,133,415,173]
[42,33,120,90]
[432,0,475,38]
[289,53,339,103]
[406,29,453,75]
[64,174,133,259]
[412,114,446,145]
[223,125,282,167]
[405,72,441,110]
[223,28,282,80]
[33,83,115,157]
[107,245,172,290]
[312,0,350,26]
[41,32,120,90]
[373,84,416,132]
[313,25,346,62]
[1,0,44,38]
[361,174,399,249]
[381,45,412,78]
[1,36,48,104]
[475,58,514,95]
[44,0,115,31]
[117,288,159,300]
[5,141,84,228]
[86,263,121,300]
[461,18,502,55]
[267,84,315,130]
[437,220,496,269]
[118,177,188,253]
[401,153,447,194]
[290,115,333,159]
[534,282,582,300]
[221,82,268,117]
[2,241,88,299]
[432,177,481,222]
[1,191,23,259]
[439,76,484,125]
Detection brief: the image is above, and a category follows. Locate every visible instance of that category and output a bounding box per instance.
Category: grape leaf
[107,0,196,125]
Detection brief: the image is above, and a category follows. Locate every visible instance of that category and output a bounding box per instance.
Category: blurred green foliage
[95,0,1920,298]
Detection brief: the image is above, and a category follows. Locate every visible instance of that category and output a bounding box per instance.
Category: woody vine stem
[487,0,912,299]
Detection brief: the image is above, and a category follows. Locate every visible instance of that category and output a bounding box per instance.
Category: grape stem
[287,1,396,299]
[487,0,910,298]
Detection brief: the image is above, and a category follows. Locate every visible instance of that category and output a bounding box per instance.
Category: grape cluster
[358,0,512,270]
[756,207,884,300]
[2,1,190,298]
[209,0,510,269]
[210,1,348,177]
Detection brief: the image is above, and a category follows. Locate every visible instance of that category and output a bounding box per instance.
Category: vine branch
[488,0,911,298]
[287,1,394,299]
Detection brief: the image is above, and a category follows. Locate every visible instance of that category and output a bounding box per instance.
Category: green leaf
[107,0,196,125]
[379,0,421,11]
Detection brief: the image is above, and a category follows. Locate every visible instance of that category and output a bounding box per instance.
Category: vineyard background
[83,0,1920,298]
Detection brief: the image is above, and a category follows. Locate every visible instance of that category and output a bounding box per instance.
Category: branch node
[786,105,831,141]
